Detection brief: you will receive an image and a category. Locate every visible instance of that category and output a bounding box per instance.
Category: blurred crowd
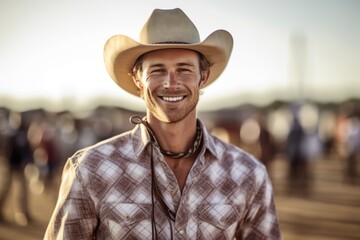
[0,99,359,225]
[206,100,360,192]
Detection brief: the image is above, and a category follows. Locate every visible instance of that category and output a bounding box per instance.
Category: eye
[178,68,191,73]
[151,68,166,74]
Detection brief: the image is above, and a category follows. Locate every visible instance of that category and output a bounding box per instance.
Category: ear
[199,69,210,88]
[132,76,142,89]
[132,76,145,98]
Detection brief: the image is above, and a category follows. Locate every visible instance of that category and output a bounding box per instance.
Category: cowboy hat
[104,8,233,96]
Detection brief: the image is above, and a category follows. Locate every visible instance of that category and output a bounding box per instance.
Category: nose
[163,71,178,89]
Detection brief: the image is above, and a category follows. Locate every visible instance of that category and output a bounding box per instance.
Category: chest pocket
[99,202,152,239]
[197,204,240,240]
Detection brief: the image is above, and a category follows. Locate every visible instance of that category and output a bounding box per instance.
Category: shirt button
[171,189,177,196]
[178,229,184,235]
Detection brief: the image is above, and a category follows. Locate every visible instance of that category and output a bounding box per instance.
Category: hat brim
[104,30,233,96]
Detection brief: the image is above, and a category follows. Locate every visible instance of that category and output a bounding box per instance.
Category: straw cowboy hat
[104,8,233,96]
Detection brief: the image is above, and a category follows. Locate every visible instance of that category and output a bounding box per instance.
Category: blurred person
[0,108,11,159]
[75,118,98,150]
[318,109,337,157]
[45,8,281,239]
[257,113,277,169]
[28,114,61,192]
[334,103,354,158]
[298,103,323,188]
[54,111,79,164]
[0,111,34,225]
[285,112,308,193]
[344,112,360,184]
[0,108,12,220]
[333,103,359,183]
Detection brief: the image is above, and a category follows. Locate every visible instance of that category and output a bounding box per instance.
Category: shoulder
[60,130,138,202]
[209,134,264,167]
[207,134,267,183]
[63,130,137,180]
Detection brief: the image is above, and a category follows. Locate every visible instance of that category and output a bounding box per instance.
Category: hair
[131,50,212,82]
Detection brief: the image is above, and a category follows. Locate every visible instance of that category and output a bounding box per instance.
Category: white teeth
[162,96,184,102]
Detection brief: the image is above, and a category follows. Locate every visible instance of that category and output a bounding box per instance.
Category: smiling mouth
[160,96,185,102]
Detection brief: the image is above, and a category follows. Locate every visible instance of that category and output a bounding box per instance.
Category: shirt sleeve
[44,157,98,240]
[236,170,282,240]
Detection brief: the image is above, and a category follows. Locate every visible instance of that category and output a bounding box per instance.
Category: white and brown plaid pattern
[44,121,281,239]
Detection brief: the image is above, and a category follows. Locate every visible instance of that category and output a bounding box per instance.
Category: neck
[147,114,198,155]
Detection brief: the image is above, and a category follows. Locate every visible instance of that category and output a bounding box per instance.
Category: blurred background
[0,0,359,239]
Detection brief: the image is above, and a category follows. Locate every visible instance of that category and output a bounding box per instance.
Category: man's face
[135,49,208,123]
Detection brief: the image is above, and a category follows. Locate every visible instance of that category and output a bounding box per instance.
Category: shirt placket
[152,150,182,238]
[173,155,206,239]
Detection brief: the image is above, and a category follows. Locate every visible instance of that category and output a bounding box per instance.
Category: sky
[0,0,359,112]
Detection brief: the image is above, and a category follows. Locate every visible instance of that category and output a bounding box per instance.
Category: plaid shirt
[44,121,281,240]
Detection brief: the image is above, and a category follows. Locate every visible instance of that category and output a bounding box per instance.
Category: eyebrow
[177,62,195,68]
[148,63,165,68]
[148,62,195,68]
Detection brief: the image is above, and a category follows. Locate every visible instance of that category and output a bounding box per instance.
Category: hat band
[153,41,190,44]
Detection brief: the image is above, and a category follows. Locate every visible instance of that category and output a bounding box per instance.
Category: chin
[155,112,187,123]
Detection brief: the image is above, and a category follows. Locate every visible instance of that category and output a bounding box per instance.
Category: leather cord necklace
[130,116,202,239]
[131,115,171,240]
[131,116,203,159]
[130,116,203,239]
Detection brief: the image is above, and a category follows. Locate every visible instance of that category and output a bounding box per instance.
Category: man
[44,8,281,239]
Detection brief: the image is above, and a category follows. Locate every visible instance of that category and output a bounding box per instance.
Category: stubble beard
[145,89,199,123]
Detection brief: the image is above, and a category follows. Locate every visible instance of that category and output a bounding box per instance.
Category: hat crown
[139,8,200,44]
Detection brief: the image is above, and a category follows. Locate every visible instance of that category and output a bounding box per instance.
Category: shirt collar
[197,120,218,160]
[130,119,219,161]
[131,123,152,158]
